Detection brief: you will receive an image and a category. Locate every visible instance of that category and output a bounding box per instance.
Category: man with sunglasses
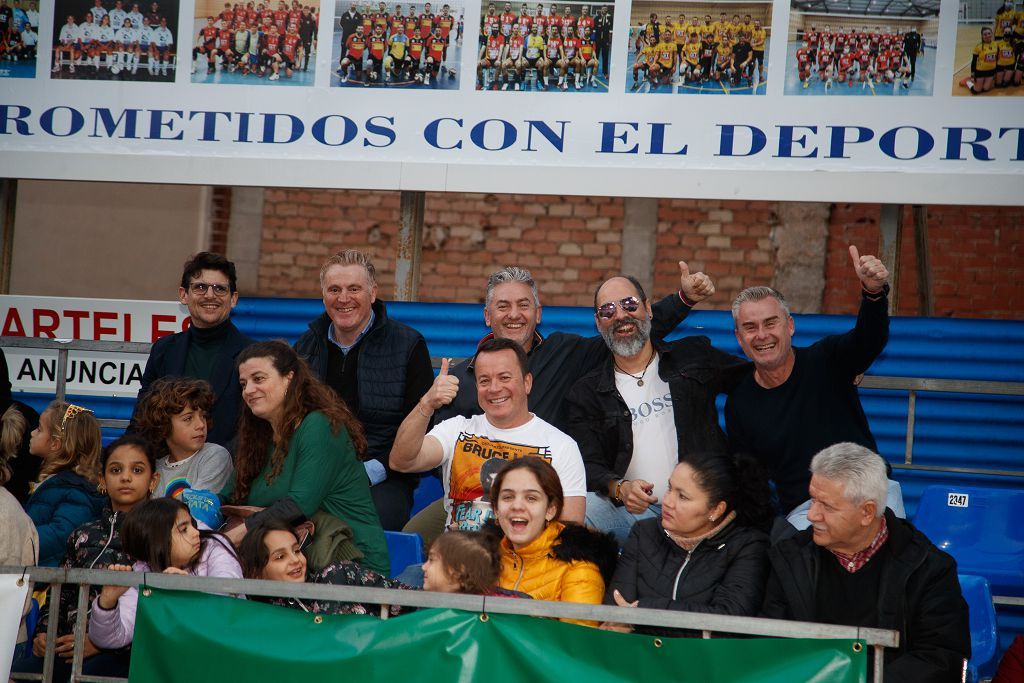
[565,275,750,544]
[131,252,254,448]
[400,263,714,544]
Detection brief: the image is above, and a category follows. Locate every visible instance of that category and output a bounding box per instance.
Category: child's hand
[162,567,188,575]
[97,564,135,609]
[55,634,100,661]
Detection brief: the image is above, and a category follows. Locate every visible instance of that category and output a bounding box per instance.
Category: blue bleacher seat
[411,473,443,517]
[959,574,998,682]
[913,485,1024,597]
[384,531,424,579]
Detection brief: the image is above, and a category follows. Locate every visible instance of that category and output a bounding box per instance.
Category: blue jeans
[585,492,661,546]
[787,479,906,531]
[396,563,425,588]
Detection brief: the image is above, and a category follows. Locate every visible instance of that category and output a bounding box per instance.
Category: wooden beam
[395,190,425,302]
[913,205,933,316]
[879,204,903,315]
[0,179,15,294]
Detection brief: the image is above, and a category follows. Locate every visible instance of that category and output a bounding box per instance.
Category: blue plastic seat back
[913,486,1024,596]
[411,474,443,518]
[384,530,424,579]
[959,574,998,681]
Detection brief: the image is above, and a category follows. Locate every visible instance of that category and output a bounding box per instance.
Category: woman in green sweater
[222,341,389,574]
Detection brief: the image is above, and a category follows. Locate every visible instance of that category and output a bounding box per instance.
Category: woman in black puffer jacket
[604,451,772,635]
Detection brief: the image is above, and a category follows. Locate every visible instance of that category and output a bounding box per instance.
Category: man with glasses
[565,274,749,544]
[131,252,254,448]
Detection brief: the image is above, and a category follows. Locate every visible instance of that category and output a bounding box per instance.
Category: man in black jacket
[294,249,433,530]
[338,2,362,45]
[594,4,612,77]
[902,28,922,81]
[434,262,713,432]
[131,252,253,449]
[402,262,712,542]
[565,274,749,544]
[725,244,904,530]
[762,442,970,682]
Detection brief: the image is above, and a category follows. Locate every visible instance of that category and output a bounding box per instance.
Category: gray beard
[600,316,652,358]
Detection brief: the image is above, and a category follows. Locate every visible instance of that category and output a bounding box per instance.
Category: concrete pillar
[225,188,265,296]
[771,202,831,313]
[621,198,659,294]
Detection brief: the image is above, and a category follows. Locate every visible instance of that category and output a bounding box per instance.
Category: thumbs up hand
[679,260,715,303]
[422,357,460,412]
[849,245,889,294]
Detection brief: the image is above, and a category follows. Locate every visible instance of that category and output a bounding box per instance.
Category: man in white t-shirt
[565,274,749,544]
[391,337,586,531]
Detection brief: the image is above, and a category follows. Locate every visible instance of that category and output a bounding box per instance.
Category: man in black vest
[295,249,433,530]
[132,252,253,449]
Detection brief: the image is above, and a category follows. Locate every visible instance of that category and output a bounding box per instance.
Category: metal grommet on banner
[17,566,27,587]
[479,613,490,622]
[653,639,663,648]
[852,642,863,653]
[314,615,323,624]
[142,588,152,597]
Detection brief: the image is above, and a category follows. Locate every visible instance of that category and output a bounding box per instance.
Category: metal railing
[859,375,1024,479]
[3,565,899,683]
[0,337,151,430]
[3,336,1023,473]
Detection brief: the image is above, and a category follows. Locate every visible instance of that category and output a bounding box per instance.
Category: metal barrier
[0,337,150,430]
[2,336,1023,477]
[858,375,1024,479]
[2,565,899,683]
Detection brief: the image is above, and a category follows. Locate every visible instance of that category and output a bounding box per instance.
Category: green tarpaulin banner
[131,588,866,682]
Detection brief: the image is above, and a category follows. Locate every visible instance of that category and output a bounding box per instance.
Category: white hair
[810,442,888,518]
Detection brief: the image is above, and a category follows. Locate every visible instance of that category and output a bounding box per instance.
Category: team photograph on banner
[784,0,937,96]
[626,1,772,95]
[476,1,614,91]
[50,0,182,81]
[951,0,1023,96]
[331,1,464,88]
[0,0,39,79]
[189,0,322,85]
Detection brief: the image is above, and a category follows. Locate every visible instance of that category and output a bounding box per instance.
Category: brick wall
[208,187,232,256]
[824,204,1024,319]
[258,190,625,306]
[257,189,1024,319]
[654,199,777,310]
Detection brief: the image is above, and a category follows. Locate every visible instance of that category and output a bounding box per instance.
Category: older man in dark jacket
[761,442,970,682]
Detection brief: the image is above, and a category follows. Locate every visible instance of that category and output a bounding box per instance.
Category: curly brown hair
[232,341,367,504]
[133,377,214,460]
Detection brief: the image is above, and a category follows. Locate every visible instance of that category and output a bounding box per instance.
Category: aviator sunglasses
[596,296,641,320]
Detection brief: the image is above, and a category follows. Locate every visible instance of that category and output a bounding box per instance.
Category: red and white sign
[1,296,189,397]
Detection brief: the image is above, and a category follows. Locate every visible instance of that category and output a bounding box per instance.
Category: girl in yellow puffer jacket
[490,458,618,625]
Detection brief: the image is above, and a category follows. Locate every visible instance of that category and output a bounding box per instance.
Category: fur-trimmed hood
[552,522,619,585]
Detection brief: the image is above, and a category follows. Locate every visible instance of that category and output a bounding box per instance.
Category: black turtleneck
[185,319,232,381]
